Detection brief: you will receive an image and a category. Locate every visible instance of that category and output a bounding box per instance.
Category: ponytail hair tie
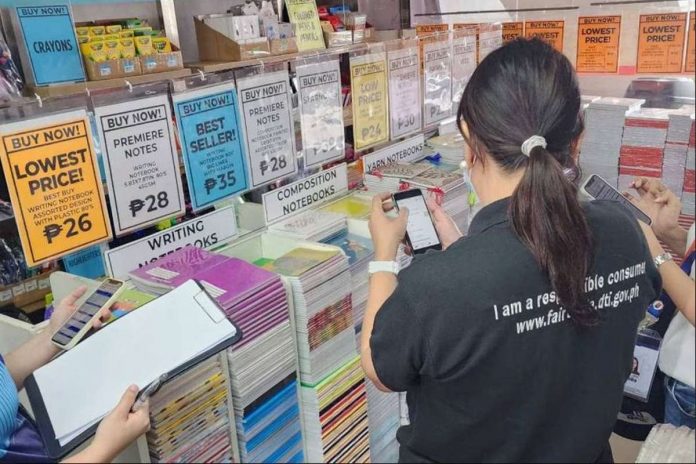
[521,135,547,157]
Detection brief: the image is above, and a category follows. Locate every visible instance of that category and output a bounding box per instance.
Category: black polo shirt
[370,197,661,463]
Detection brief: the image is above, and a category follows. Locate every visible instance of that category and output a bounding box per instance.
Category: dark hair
[458,38,597,327]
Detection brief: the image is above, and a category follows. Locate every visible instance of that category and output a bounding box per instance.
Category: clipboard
[24,280,243,460]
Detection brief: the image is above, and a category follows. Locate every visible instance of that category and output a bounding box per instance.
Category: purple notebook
[129,247,229,290]
[194,258,280,308]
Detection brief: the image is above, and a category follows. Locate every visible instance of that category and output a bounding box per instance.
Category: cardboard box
[140,49,184,74]
[84,57,142,81]
[269,37,298,56]
[195,16,271,62]
[323,30,352,48]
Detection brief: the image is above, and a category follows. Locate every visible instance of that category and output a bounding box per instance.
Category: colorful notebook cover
[129,247,229,290]
[270,248,341,277]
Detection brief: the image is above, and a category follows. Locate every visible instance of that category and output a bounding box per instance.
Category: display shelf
[187,42,371,73]
[28,69,193,98]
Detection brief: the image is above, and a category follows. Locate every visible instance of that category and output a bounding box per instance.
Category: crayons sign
[0,110,111,267]
[94,94,185,235]
[16,4,85,85]
[637,13,687,73]
[174,83,249,210]
[285,0,325,51]
[577,16,621,73]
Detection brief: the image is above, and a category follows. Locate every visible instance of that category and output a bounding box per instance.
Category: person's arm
[639,222,695,326]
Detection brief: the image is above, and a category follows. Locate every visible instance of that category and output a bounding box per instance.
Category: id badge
[623,329,662,402]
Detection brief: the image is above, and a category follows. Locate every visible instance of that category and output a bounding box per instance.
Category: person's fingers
[63,285,87,307]
[622,191,640,206]
[115,385,139,417]
[131,400,150,429]
[371,192,392,217]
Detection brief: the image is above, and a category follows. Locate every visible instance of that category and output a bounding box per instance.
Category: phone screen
[583,175,652,225]
[52,279,123,346]
[394,191,441,252]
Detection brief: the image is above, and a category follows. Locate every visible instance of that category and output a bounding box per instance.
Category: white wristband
[368,261,400,275]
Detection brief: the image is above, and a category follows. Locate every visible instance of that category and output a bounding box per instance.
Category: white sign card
[423,40,453,127]
[237,70,297,188]
[361,134,426,173]
[262,163,348,223]
[104,206,238,279]
[296,60,345,168]
[388,47,422,139]
[452,33,477,105]
[94,94,185,236]
[479,23,503,62]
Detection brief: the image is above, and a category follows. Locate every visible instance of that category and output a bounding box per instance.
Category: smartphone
[392,189,442,254]
[581,174,652,225]
[51,279,125,350]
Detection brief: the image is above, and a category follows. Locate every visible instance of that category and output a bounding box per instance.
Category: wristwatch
[653,252,673,269]
[368,261,400,275]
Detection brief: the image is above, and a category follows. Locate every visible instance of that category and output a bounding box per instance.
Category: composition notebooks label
[238,70,297,188]
[296,60,345,168]
[0,110,111,266]
[387,47,422,140]
[350,53,389,151]
[174,82,249,210]
[94,94,185,236]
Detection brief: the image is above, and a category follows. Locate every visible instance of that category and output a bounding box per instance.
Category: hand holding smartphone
[392,189,442,254]
[581,174,652,225]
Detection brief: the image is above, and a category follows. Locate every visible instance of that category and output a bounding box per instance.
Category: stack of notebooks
[363,163,430,193]
[663,107,693,197]
[269,210,348,244]
[618,109,668,193]
[364,380,400,463]
[130,248,304,464]
[147,355,235,463]
[299,356,370,463]
[683,116,695,217]
[580,97,644,188]
[320,194,372,219]
[426,132,467,165]
[409,162,470,233]
[326,233,374,331]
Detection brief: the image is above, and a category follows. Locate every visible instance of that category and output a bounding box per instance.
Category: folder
[25,280,242,459]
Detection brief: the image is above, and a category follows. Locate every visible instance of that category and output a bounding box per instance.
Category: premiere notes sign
[577,16,621,73]
[0,110,111,266]
[637,13,687,73]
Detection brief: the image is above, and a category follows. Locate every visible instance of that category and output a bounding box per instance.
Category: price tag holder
[94,94,185,235]
[623,329,662,403]
[423,39,453,127]
[0,110,112,266]
[451,32,477,106]
[351,52,390,151]
[387,47,422,140]
[173,82,249,211]
[238,70,297,188]
[296,60,345,168]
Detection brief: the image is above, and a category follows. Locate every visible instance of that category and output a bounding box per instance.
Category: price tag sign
[479,23,503,62]
[296,60,345,168]
[262,163,348,223]
[94,95,185,235]
[686,12,695,73]
[174,83,249,211]
[104,206,238,279]
[238,70,297,188]
[15,4,85,85]
[452,32,477,105]
[423,40,453,127]
[637,13,687,74]
[577,16,621,73]
[285,0,326,51]
[0,110,111,266]
[503,22,524,43]
[361,134,426,173]
[388,47,422,140]
[525,20,565,52]
[351,53,390,151]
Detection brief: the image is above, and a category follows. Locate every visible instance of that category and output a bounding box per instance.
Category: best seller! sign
[0,110,111,267]
[637,13,687,73]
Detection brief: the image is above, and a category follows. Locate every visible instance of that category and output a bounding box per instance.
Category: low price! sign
[351,53,390,150]
[576,16,621,73]
[238,71,297,188]
[174,83,249,210]
[95,94,185,235]
[0,110,111,266]
[637,13,687,73]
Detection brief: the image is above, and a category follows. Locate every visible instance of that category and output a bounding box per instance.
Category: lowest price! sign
[0,110,111,266]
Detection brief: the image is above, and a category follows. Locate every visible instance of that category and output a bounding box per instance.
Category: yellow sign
[502,22,524,44]
[576,16,621,73]
[525,20,565,52]
[686,12,695,73]
[0,110,111,267]
[351,54,389,150]
[637,13,687,73]
[285,0,325,51]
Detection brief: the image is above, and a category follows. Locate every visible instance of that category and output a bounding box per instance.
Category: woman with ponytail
[362,38,662,463]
